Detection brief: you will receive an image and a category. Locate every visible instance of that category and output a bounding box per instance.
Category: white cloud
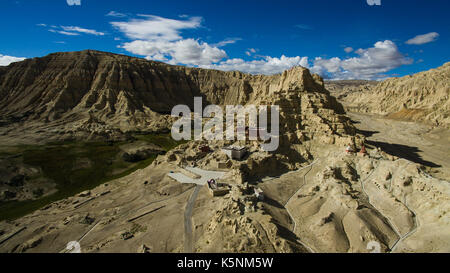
[113,15,308,73]
[121,39,227,65]
[49,29,80,36]
[245,48,257,56]
[113,15,228,65]
[312,57,342,74]
[111,15,412,79]
[61,26,105,36]
[66,0,81,6]
[311,40,413,80]
[212,38,241,47]
[111,15,202,41]
[106,11,127,18]
[344,47,353,53]
[0,54,26,66]
[202,55,309,75]
[405,32,439,45]
[46,25,104,36]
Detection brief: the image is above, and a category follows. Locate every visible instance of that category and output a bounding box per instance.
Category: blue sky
[0,0,449,79]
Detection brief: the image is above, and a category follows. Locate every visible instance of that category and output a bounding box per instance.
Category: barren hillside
[0,50,347,144]
[325,80,379,100]
[0,51,448,254]
[337,63,450,127]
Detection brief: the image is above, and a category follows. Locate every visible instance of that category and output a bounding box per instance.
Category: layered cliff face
[325,80,379,101]
[1,51,449,254]
[0,50,200,134]
[340,62,450,127]
[0,50,354,143]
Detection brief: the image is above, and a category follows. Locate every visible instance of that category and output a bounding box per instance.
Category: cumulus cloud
[112,15,314,72]
[312,57,342,75]
[111,15,202,41]
[344,47,353,53]
[121,39,227,65]
[111,15,412,79]
[66,0,81,6]
[0,54,26,66]
[202,55,309,75]
[311,40,413,80]
[112,15,228,65]
[341,40,413,77]
[405,32,439,45]
[112,15,311,72]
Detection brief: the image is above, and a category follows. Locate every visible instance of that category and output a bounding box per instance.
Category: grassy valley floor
[0,133,185,221]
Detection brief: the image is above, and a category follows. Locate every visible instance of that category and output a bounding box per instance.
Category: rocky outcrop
[337,63,450,127]
[0,50,355,143]
[197,185,304,253]
[120,142,165,163]
[325,80,379,101]
[0,159,55,202]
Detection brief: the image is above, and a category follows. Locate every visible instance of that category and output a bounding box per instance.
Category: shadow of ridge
[262,195,285,209]
[260,190,313,252]
[356,128,379,138]
[366,140,441,168]
[270,219,310,253]
[245,164,290,184]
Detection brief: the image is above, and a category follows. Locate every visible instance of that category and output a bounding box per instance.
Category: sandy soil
[1,113,449,253]
[348,112,450,180]
[0,162,195,253]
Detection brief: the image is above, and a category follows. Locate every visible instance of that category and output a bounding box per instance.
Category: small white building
[222,146,247,160]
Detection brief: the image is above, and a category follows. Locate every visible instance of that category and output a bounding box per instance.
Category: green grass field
[0,133,185,221]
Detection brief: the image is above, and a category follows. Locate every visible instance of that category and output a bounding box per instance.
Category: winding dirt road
[183,185,202,253]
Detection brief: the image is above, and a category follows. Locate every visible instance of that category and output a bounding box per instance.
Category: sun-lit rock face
[337,62,450,127]
[0,50,355,144]
[0,51,449,254]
